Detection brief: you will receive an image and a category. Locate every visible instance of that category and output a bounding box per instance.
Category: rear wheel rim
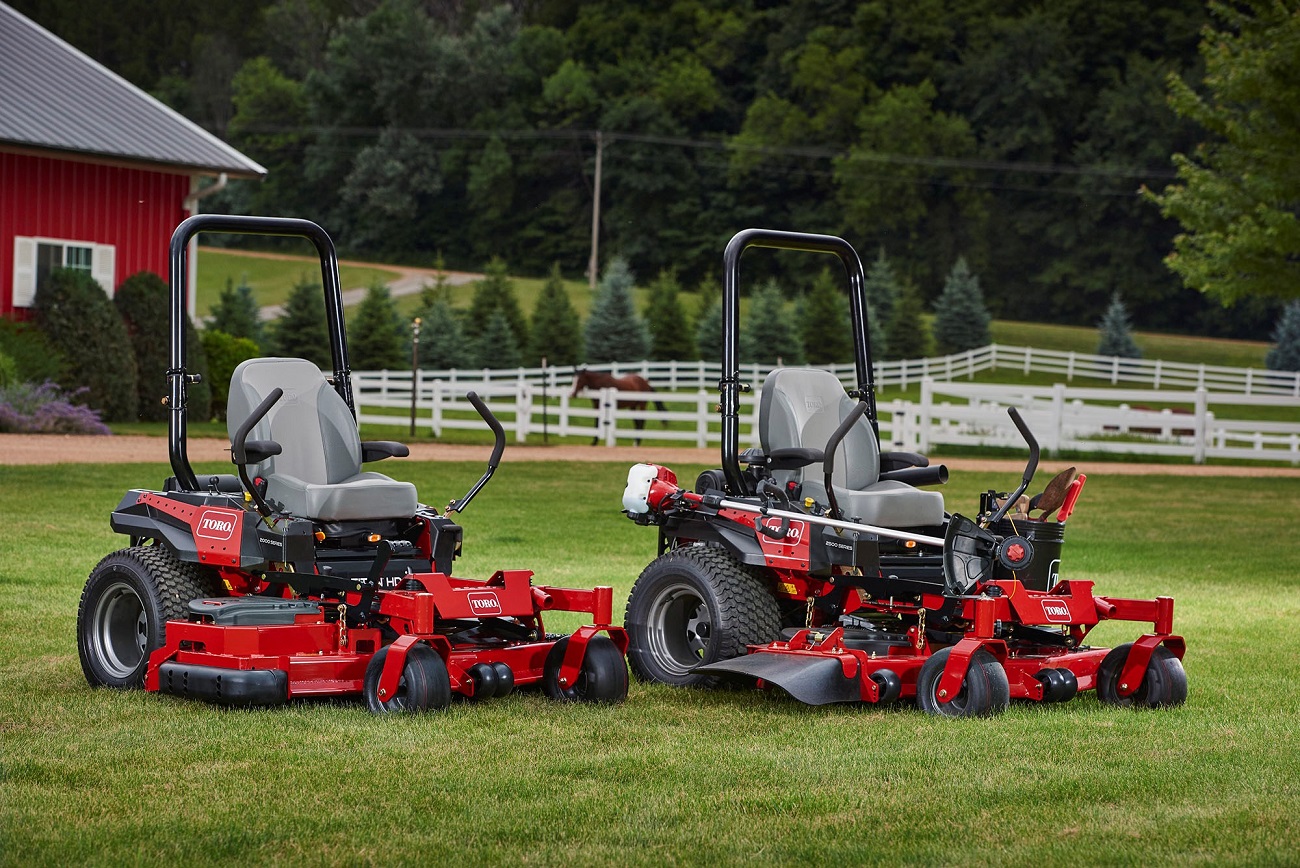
[645,581,712,678]
[91,581,147,679]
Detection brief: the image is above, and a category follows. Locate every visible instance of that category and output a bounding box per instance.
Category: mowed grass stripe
[1,461,1297,865]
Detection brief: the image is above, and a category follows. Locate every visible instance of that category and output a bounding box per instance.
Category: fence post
[1153,359,1162,389]
[431,379,443,437]
[696,389,709,448]
[1193,388,1208,464]
[1067,351,1075,382]
[1023,346,1032,375]
[516,383,532,443]
[1245,367,1254,395]
[1050,382,1065,454]
[1111,356,1119,385]
[919,377,933,453]
[749,389,762,448]
[601,386,617,447]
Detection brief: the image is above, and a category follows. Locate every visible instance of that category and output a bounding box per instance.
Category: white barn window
[12,236,116,307]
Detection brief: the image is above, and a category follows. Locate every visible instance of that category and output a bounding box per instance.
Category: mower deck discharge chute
[620,228,1186,717]
[77,214,628,713]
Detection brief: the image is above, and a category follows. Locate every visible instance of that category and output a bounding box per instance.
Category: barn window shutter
[92,244,116,296]
[12,236,36,307]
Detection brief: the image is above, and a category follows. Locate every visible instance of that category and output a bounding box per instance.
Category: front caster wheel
[916,646,1010,718]
[363,643,451,714]
[543,636,628,703]
[1096,643,1187,709]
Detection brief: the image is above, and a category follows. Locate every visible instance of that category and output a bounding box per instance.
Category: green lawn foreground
[1,459,1297,865]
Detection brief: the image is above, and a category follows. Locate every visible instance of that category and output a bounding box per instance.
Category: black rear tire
[624,545,781,687]
[543,636,629,703]
[916,646,1010,718]
[77,545,218,689]
[363,643,451,713]
[1096,643,1188,709]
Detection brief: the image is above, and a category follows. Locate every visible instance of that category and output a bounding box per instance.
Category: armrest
[361,440,410,463]
[765,447,825,471]
[237,439,281,466]
[879,451,929,473]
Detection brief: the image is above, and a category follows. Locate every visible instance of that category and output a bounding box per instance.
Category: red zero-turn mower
[619,229,1186,717]
[76,214,628,713]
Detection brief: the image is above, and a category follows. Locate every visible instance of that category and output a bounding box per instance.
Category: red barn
[0,2,265,320]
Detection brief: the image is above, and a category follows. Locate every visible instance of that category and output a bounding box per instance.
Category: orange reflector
[315,531,326,542]
[904,539,917,549]
[367,533,381,543]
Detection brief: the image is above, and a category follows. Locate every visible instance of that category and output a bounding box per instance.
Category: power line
[234,123,1178,182]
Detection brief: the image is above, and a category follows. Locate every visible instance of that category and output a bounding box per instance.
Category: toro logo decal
[1041,599,1072,623]
[467,591,502,616]
[195,509,239,541]
[758,518,805,547]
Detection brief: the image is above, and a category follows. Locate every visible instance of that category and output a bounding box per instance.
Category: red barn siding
[1,151,190,316]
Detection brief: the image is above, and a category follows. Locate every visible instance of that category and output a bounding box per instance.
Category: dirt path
[3,433,1296,476]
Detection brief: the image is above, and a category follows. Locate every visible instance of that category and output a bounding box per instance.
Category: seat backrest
[227,357,362,485]
[759,368,880,491]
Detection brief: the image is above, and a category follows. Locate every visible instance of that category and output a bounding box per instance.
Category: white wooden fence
[357,343,1300,398]
[353,348,1300,464]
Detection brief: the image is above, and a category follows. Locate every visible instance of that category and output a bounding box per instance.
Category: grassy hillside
[193,248,1272,370]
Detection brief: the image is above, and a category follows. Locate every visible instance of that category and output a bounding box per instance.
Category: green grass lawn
[194,246,403,318]
[2,459,1298,864]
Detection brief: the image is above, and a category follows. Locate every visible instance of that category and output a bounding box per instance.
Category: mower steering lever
[985,407,1040,526]
[446,391,506,515]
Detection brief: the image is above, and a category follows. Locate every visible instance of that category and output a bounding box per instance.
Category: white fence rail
[354,368,1300,464]
[364,343,1300,397]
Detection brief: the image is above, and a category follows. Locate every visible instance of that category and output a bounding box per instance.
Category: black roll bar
[720,229,878,496]
[167,214,351,492]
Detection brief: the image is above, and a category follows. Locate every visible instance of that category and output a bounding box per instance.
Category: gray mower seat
[759,368,944,528]
[227,357,418,522]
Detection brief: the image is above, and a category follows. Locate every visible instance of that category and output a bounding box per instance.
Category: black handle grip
[231,388,283,465]
[986,406,1041,526]
[823,400,868,519]
[467,391,506,469]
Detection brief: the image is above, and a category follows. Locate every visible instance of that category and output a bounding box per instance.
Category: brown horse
[571,369,668,445]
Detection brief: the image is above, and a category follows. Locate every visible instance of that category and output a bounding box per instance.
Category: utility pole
[588,130,604,290]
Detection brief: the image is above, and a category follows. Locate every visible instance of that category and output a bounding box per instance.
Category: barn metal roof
[0,3,266,177]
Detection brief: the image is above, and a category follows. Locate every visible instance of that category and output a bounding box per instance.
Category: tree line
[11,0,1295,340]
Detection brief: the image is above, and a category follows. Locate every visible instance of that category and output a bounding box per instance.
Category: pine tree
[931,257,992,355]
[882,283,932,361]
[208,276,263,346]
[741,278,804,365]
[695,289,724,363]
[268,276,332,369]
[863,250,897,358]
[473,308,521,369]
[414,284,472,370]
[645,269,695,360]
[529,263,583,366]
[1265,300,1300,372]
[465,257,528,352]
[799,268,854,365]
[584,256,649,363]
[347,280,405,369]
[1096,292,1142,358]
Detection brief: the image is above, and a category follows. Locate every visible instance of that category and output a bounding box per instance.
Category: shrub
[800,268,855,365]
[465,257,529,351]
[695,283,723,363]
[34,268,137,422]
[201,330,261,421]
[645,269,694,361]
[0,348,16,387]
[473,309,522,369]
[882,283,932,361]
[0,318,65,384]
[114,271,212,422]
[0,381,110,435]
[414,284,472,370]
